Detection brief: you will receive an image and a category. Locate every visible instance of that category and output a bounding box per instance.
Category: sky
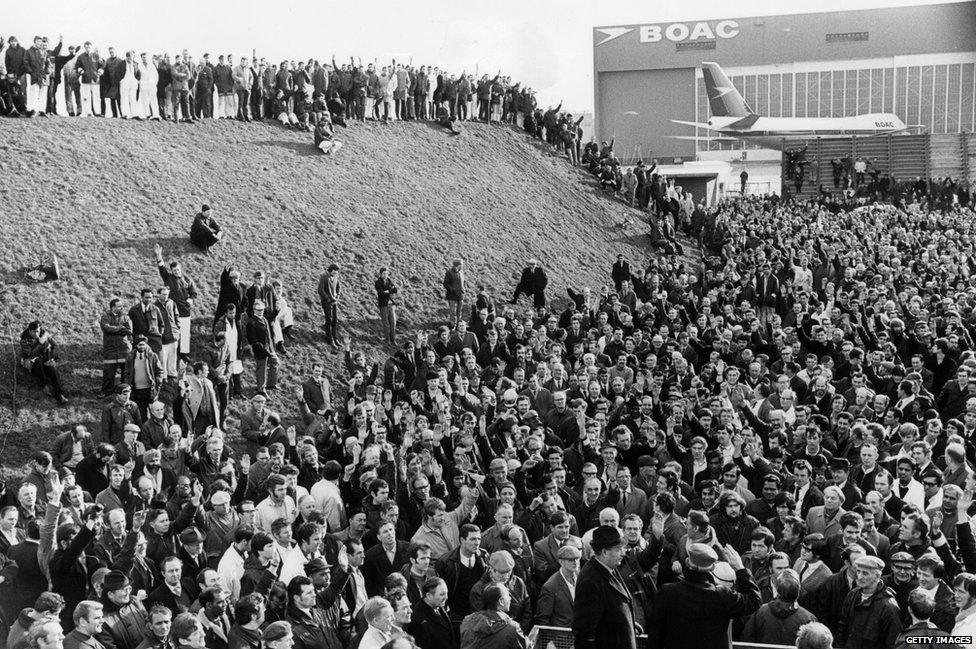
[2,0,952,112]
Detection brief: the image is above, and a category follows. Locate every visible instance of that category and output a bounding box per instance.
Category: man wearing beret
[572,525,637,649]
[836,554,900,648]
[647,542,761,649]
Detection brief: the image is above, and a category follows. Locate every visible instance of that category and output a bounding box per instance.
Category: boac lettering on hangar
[595,20,739,45]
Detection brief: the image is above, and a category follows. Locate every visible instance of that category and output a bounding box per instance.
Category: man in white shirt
[344,539,369,619]
[310,461,346,533]
[216,528,250,602]
[893,457,926,511]
[138,53,159,119]
[255,475,296,532]
[279,520,323,585]
[358,597,395,649]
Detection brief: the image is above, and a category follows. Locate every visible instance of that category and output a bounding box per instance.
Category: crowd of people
[0,34,547,140]
[10,27,976,649]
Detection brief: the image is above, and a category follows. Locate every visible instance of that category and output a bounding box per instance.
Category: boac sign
[641,20,740,42]
[596,20,740,45]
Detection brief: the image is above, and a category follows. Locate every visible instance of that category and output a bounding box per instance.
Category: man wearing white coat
[119,50,141,118]
[139,53,159,120]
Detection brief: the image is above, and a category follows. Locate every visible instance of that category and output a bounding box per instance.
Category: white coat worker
[119,50,141,118]
[138,53,159,120]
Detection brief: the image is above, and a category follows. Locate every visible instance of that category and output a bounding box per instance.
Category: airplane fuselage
[679,113,909,149]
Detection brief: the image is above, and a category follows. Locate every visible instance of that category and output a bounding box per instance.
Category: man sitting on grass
[190,205,224,252]
[314,116,343,155]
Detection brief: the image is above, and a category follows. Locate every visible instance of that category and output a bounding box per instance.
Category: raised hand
[153,243,163,259]
[132,509,147,531]
[723,543,744,570]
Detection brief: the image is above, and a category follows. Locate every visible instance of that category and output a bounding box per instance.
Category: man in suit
[519,373,554,417]
[363,521,412,596]
[317,264,342,347]
[511,258,548,309]
[535,544,580,627]
[755,263,779,327]
[180,361,220,435]
[829,458,863,510]
[532,511,581,584]
[611,254,631,292]
[302,363,332,414]
[64,600,106,649]
[649,542,762,649]
[791,460,824,519]
[245,300,278,396]
[128,290,165,355]
[7,521,48,615]
[408,577,459,649]
[572,525,637,649]
[607,465,649,521]
[147,556,192,615]
[805,485,846,538]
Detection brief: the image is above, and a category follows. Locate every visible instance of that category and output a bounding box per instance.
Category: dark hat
[103,570,130,593]
[134,334,147,344]
[638,455,658,468]
[590,525,623,551]
[201,204,211,212]
[305,557,332,574]
[179,527,206,545]
[830,457,851,471]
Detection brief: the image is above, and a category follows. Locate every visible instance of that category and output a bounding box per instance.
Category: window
[826,32,869,43]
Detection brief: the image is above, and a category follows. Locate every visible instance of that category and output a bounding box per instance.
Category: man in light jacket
[233,57,252,121]
[119,50,141,118]
[138,52,159,119]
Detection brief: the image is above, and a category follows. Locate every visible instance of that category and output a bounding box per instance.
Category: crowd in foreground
[10,187,976,649]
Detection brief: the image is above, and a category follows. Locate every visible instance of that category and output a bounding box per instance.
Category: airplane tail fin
[702,62,753,118]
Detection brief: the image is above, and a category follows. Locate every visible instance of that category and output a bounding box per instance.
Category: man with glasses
[99,570,150,649]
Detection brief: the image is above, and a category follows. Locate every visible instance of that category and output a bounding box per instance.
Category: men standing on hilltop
[317,264,342,348]
[154,244,199,362]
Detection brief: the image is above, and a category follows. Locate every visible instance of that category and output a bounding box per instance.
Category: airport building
[592,2,976,163]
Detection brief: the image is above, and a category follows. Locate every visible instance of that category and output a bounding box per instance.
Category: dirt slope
[0,117,655,470]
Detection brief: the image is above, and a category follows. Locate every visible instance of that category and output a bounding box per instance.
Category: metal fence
[531,626,797,649]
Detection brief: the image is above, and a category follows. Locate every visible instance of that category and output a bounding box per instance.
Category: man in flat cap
[648,542,761,649]
[572,525,636,649]
[836,554,900,649]
[470,550,532,631]
[882,550,917,628]
[535,544,580,627]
